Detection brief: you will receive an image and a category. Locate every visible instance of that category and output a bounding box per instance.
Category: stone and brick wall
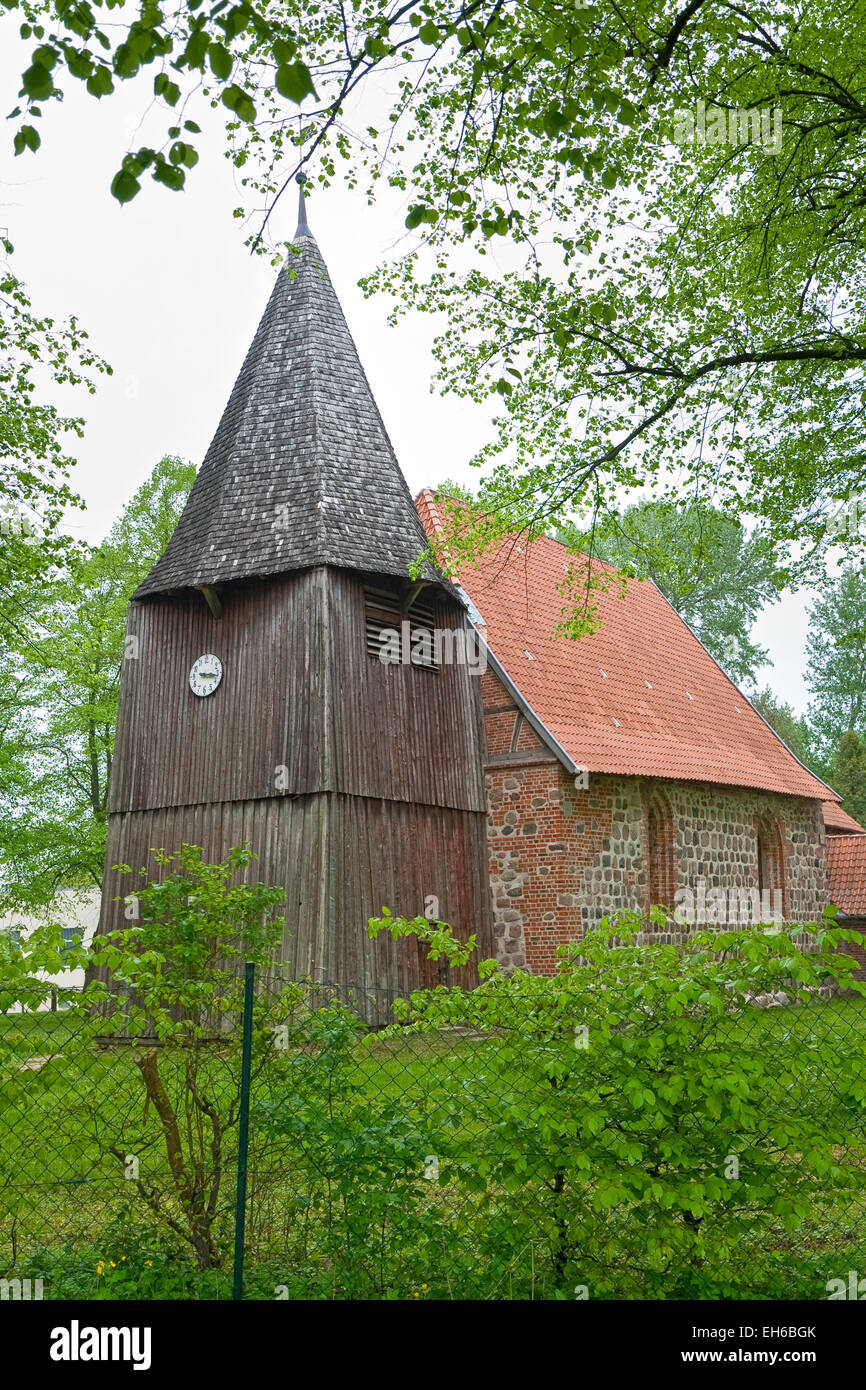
[482,671,830,976]
[837,922,866,981]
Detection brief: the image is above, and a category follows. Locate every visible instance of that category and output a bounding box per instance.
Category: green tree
[749,686,827,781]
[361,0,866,582]
[75,844,289,1271]
[805,566,866,768]
[5,2,866,584]
[832,730,866,827]
[0,235,109,635]
[558,500,783,684]
[0,456,195,909]
[433,479,477,507]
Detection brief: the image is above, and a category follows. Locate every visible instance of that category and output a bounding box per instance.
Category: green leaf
[222,4,250,40]
[86,65,114,98]
[183,29,210,69]
[274,61,315,103]
[20,62,53,101]
[111,168,141,204]
[154,72,181,106]
[66,50,94,80]
[221,84,256,123]
[32,44,59,70]
[272,38,296,65]
[113,42,141,78]
[13,124,40,155]
[153,160,185,191]
[365,35,390,59]
[209,42,233,80]
[169,141,199,169]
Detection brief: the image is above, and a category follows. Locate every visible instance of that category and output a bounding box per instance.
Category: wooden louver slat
[364,584,439,669]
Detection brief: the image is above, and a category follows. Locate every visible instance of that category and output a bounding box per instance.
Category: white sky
[0,29,813,712]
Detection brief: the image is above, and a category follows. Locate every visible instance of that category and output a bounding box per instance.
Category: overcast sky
[0,29,813,712]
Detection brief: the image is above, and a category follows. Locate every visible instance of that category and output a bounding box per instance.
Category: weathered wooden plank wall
[100,793,491,1005]
[111,569,486,814]
[102,564,493,1008]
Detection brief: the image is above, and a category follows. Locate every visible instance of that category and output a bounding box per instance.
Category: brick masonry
[482,671,829,976]
[836,919,866,981]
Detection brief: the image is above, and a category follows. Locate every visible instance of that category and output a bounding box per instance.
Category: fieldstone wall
[485,762,829,977]
[666,781,826,925]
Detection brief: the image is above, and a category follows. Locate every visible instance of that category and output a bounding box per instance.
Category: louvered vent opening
[365,584,439,670]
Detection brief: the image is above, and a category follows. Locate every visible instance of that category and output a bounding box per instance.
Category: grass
[0,1006,80,1052]
[2,994,866,1299]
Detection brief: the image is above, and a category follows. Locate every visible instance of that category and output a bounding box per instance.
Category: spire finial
[295,171,312,240]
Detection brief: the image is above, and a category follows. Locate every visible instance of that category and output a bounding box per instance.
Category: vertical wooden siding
[100,794,492,1005]
[102,564,493,1004]
[111,569,485,814]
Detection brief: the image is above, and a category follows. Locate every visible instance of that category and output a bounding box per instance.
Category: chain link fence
[2,961,866,1301]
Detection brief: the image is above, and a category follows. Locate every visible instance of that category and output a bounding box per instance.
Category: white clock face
[189,654,223,698]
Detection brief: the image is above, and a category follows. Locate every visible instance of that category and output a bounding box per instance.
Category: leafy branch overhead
[9,0,319,201]
[5,0,865,582]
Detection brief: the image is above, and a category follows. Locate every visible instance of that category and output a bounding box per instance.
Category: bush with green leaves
[76,843,299,1270]
[0,917,86,1023]
[253,1000,461,1299]
[362,908,866,1299]
[5,858,866,1298]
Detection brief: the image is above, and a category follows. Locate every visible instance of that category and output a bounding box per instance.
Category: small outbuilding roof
[822,800,865,834]
[827,835,866,917]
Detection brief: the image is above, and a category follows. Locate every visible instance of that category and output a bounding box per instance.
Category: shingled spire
[134,196,438,599]
[295,170,311,239]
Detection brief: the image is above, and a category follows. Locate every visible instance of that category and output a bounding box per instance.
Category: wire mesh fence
[2,960,866,1301]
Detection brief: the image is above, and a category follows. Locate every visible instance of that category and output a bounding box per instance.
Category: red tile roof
[827,835,866,916]
[416,490,834,801]
[822,800,865,834]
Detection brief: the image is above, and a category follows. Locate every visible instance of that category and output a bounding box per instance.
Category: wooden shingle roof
[135,201,437,599]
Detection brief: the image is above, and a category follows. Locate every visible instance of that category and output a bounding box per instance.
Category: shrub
[81,843,297,1270]
[362,908,866,1298]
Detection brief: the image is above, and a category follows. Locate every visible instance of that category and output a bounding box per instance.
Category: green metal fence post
[232,960,255,1301]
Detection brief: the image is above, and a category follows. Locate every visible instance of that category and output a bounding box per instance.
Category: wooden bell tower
[99,188,493,1008]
